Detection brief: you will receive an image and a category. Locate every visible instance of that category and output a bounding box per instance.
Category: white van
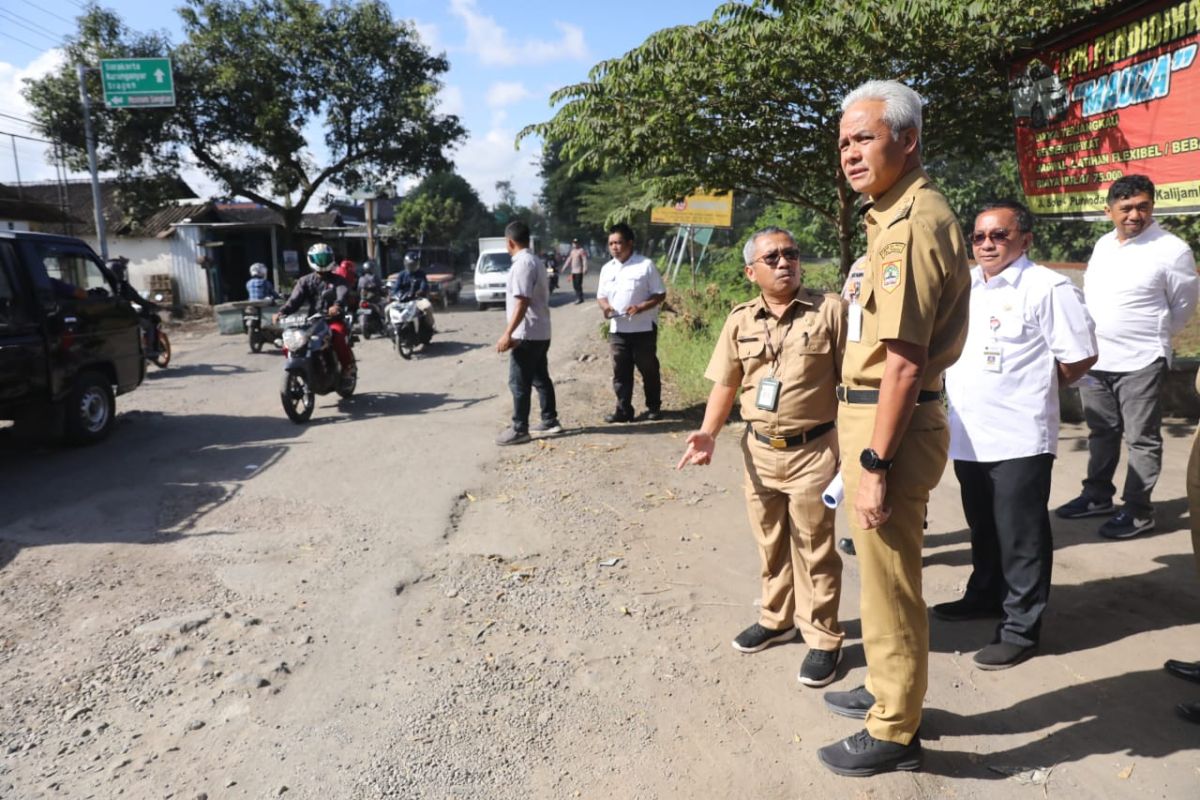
[473,236,536,310]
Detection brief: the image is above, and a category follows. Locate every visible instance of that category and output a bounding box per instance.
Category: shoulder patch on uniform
[877,241,905,258]
[886,198,915,228]
[881,260,902,293]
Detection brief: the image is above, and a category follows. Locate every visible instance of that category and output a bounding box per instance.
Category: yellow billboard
[651,192,734,228]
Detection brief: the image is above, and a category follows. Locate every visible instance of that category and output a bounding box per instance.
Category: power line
[0,8,63,40]
[0,29,45,53]
[0,129,53,145]
[0,10,64,46]
[18,0,75,26]
[0,111,40,127]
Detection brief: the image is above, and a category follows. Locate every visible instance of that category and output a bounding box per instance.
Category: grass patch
[1174,313,1200,359]
[658,260,845,407]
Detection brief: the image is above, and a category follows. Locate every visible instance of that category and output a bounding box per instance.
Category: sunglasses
[755,247,801,267]
[970,230,1012,245]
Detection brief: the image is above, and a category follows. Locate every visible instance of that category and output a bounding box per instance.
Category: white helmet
[249,262,267,278]
[307,243,335,272]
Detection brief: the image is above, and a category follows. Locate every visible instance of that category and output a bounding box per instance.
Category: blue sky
[0,0,714,207]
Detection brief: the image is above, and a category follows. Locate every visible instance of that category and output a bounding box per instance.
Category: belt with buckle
[749,421,835,450]
[836,386,943,404]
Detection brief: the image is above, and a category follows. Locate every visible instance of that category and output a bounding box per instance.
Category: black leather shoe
[817,729,921,776]
[973,640,1037,670]
[930,598,1002,622]
[1176,700,1200,723]
[643,409,663,421]
[604,412,633,424]
[824,685,875,719]
[1165,659,1200,684]
[837,537,856,556]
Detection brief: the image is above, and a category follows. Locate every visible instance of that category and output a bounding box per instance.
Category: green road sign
[100,58,175,109]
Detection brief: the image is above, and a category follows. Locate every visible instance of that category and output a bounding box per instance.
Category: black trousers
[609,327,661,417]
[954,454,1054,647]
[572,273,584,302]
[508,339,556,433]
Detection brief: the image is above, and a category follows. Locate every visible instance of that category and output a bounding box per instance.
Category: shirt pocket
[737,336,766,366]
[794,329,832,355]
[993,312,1028,342]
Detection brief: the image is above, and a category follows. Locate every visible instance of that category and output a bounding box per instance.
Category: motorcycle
[385,297,434,360]
[278,312,356,423]
[242,300,281,353]
[131,302,170,368]
[547,263,558,292]
[356,294,386,340]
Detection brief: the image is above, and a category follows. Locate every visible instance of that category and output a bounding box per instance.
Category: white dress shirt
[946,256,1097,461]
[596,253,666,334]
[1084,221,1198,372]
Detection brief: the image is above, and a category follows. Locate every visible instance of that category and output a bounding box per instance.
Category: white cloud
[413,20,441,53]
[437,85,464,117]
[450,126,542,207]
[0,50,67,184]
[449,0,590,67]
[486,81,532,109]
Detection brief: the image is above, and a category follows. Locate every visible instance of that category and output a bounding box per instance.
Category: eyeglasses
[755,247,801,267]
[970,230,1012,245]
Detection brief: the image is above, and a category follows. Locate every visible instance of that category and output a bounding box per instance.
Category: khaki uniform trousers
[839,401,950,744]
[740,428,843,651]
[1188,425,1200,574]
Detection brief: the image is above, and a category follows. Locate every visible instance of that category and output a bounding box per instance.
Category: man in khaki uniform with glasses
[678,225,846,689]
[816,79,970,777]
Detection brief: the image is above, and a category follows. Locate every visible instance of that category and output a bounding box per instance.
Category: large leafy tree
[521,0,1099,273]
[25,0,463,241]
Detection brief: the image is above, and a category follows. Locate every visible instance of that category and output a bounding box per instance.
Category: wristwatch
[859,448,893,472]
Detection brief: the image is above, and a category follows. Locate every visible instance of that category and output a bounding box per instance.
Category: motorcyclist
[107,256,163,354]
[275,243,356,377]
[358,260,382,299]
[389,252,436,335]
[246,262,282,302]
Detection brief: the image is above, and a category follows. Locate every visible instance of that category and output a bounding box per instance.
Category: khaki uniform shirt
[844,167,971,391]
[705,289,844,435]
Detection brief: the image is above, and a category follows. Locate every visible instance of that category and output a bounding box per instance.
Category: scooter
[385,297,435,360]
[131,302,170,368]
[243,301,281,353]
[278,312,356,423]
[356,294,387,340]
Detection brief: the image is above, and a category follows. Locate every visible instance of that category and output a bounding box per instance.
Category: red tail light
[360,301,370,308]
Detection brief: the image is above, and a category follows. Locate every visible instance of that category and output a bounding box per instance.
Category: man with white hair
[817,79,970,776]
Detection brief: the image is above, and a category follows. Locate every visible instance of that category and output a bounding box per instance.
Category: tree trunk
[836,179,855,279]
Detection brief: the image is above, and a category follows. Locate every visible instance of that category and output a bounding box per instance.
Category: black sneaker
[495,427,531,446]
[817,729,922,776]
[1098,508,1154,540]
[1055,494,1115,519]
[731,623,797,653]
[973,640,1037,670]
[824,685,875,719]
[644,409,664,421]
[604,411,634,424]
[798,648,843,687]
[930,598,1003,622]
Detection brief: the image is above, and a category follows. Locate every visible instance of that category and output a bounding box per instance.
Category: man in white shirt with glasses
[1055,175,1198,539]
[939,200,1097,670]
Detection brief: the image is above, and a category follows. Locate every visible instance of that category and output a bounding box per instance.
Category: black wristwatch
[859,448,893,472]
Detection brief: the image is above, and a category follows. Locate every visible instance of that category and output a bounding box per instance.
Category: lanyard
[761,312,795,377]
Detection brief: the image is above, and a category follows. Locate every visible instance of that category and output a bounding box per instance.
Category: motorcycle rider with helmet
[389,252,436,336]
[246,262,282,302]
[275,243,356,377]
[358,260,382,298]
[107,256,164,355]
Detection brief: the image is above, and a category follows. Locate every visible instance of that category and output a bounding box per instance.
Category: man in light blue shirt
[495,220,560,445]
[596,222,667,423]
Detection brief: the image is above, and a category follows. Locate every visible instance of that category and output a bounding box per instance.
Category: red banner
[1011,0,1200,218]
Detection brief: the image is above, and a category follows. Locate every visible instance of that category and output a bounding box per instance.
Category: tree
[393,194,462,245]
[25,0,464,242]
[520,0,1098,273]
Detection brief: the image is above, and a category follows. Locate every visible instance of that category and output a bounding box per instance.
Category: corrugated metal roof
[137,202,216,238]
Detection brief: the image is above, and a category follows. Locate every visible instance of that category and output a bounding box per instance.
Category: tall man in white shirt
[596,222,668,423]
[939,201,1097,669]
[1055,175,1199,539]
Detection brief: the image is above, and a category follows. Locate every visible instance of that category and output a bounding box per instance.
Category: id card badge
[847,303,863,343]
[983,345,1002,373]
[756,377,782,411]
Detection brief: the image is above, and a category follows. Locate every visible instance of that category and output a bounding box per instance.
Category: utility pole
[76,64,108,259]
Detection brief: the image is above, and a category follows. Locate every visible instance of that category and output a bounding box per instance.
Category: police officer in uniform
[816,79,970,776]
[678,226,846,688]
